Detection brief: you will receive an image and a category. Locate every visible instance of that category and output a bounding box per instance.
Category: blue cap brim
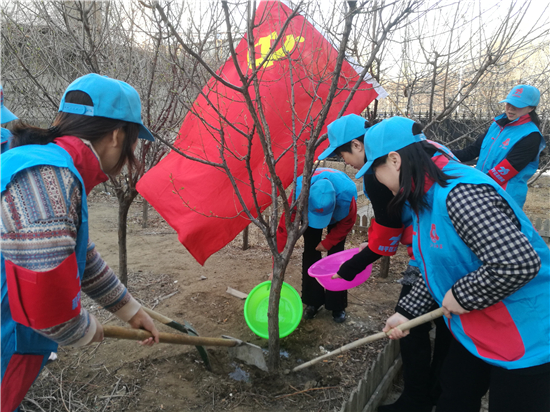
[308,211,332,229]
[499,98,530,108]
[1,127,12,144]
[355,159,374,179]
[318,145,337,160]
[139,125,155,142]
[1,107,18,124]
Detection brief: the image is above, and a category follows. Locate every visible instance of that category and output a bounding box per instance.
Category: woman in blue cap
[318,115,411,277]
[453,85,544,208]
[1,85,18,153]
[1,73,160,412]
[319,114,452,412]
[359,116,550,412]
[276,168,357,323]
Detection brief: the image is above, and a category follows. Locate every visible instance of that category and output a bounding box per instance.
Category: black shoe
[378,394,433,412]
[303,305,320,320]
[332,310,346,323]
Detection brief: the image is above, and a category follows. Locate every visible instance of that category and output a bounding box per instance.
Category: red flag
[137,0,386,265]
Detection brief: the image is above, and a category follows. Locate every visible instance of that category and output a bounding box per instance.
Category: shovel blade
[223,336,268,372]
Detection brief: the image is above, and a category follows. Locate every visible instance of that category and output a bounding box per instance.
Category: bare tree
[142,0,418,371]
[1,0,191,285]
[375,0,549,144]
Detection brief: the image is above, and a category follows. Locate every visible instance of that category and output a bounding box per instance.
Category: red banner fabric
[137,0,385,265]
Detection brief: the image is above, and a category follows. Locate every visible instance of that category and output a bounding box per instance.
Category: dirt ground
[21,174,549,412]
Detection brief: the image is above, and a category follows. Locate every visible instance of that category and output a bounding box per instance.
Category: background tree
[141,0,419,371]
[375,0,549,155]
[1,0,196,285]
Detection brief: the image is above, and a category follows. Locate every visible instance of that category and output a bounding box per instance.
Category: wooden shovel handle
[142,307,172,324]
[103,325,237,347]
[292,307,444,372]
[393,307,445,332]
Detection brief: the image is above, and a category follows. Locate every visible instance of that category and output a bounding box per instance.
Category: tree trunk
[118,198,132,286]
[379,256,390,278]
[242,225,249,250]
[267,258,286,372]
[141,199,149,229]
[142,198,149,229]
[428,56,438,122]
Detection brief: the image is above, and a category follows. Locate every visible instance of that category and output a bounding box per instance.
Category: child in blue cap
[1,73,158,412]
[319,114,451,412]
[319,114,408,277]
[1,85,18,154]
[362,116,550,412]
[276,168,357,323]
[453,84,544,208]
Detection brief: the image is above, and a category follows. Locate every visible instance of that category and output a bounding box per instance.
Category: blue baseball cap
[499,85,540,108]
[318,114,368,160]
[1,85,18,124]
[356,116,426,178]
[59,73,154,141]
[307,179,336,229]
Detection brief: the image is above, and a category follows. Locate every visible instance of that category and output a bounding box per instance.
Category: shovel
[103,325,268,372]
[142,307,211,370]
[292,307,444,372]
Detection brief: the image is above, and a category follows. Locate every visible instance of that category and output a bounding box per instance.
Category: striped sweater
[1,164,140,347]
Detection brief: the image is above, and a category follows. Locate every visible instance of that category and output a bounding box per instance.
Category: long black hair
[529,109,541,130]
[372,137,456,215]
[11,91,139,173]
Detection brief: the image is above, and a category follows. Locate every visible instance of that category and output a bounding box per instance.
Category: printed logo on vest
[499,138,510,149]
[512,87,523,98]
[72,291,81,310]
[430,224,442,249]
[378,245,398,252]
[489,166,508,183]
[377,235,401,253]
[497,166,509,175]
[389,236,401,246]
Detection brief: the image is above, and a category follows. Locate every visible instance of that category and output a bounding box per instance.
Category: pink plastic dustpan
[308,248,372,291]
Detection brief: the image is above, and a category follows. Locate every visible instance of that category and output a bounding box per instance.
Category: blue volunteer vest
[363,143,458,267]
[296,168,357,225]
[1,127,12,154]
[411,159,550,369]
[477,114,544,208]
[1,143,89,381]
[400,205,418,268]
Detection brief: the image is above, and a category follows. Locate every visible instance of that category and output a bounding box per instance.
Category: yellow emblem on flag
[248,31,305,69]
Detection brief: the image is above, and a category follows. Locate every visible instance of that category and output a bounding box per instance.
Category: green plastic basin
[244,281,302,339]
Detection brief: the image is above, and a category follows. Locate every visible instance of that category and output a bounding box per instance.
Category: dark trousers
[436,338,550,412]
[398,284,452,405]
[301,225,347,311]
